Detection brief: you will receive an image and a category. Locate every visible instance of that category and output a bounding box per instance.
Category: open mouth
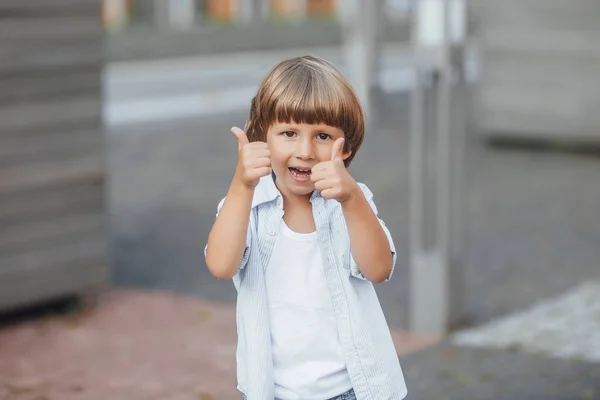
[288,167,311,181]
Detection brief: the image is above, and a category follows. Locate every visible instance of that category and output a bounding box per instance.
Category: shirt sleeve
[349,183,397,282]
[204,197,252,272]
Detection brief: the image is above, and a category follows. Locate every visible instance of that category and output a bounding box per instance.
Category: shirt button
[269,230,276,236]
[276,198,282,207]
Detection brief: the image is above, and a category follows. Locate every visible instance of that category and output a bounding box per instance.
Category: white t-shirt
[265,220,352,400]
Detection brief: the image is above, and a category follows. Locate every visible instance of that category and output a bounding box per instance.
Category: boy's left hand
[311,138,359,203]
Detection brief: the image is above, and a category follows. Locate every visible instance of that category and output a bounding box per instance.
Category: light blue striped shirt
[206,175,408,400]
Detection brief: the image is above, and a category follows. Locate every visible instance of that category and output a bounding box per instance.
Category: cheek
[267,145,289,169]
[315,145,332,162]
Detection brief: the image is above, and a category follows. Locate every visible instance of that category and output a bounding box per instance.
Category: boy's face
[266,121,352,200]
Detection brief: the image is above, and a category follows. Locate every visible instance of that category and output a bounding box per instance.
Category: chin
[285,178,314,196]
[291,186,314,196]
[274,172,313,197]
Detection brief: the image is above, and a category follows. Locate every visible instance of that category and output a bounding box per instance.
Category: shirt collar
[251,174,280,208]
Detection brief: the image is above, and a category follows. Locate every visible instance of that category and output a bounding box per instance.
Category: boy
[205,55,407,399]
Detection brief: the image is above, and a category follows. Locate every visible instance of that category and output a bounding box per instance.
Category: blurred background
[1,0,599,399]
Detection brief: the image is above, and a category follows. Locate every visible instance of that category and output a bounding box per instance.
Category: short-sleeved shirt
[205,175,408,400]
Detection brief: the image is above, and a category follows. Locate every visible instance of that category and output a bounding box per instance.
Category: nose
[295,137,315,160]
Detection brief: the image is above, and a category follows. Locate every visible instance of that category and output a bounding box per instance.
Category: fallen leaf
[197,391,214,400]
[581,389,596,399]
[198,309,213,323]
[4,378,43,393]
[441,370,471,386]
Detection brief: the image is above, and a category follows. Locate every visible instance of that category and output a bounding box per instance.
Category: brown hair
[245,55,364,166]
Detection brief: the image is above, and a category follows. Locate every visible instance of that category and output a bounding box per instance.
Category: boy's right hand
[231,126,271,188]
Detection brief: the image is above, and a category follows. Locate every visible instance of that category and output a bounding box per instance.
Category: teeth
[290,167,311,177]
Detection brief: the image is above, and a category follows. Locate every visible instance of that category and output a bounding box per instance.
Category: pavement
[0,289,440,400]
[1,287,598,399]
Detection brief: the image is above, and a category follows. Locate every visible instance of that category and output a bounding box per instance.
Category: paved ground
[402,341,600,400]
[0,288,597,400]
[453,280,600,363]
[0,289,439,400]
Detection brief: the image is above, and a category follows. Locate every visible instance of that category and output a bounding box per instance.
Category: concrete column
[409,0,467,335]
[239,0,271,23]
[154,0,196,30]
[340,0,380,121]
[253,0,272,20]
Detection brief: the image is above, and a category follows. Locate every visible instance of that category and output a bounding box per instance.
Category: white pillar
[249,0,271,21]
[409,0,467,335]
[340,0,380,121]
[154,0,196,30]
[102,0,131,31]
[239,0,254,23]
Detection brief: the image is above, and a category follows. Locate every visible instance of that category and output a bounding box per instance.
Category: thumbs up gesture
[310,138,358,202]
[231,126,271,188]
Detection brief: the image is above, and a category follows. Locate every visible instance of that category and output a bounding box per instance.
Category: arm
[309,138,395,283]
[205,182,254,280]
[205,126,271,280]
[341,184,393,283]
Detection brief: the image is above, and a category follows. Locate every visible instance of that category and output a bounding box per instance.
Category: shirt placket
[313,200,368,398]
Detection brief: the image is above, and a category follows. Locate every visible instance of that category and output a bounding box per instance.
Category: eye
[282,131,296,138]
[317,133,331,140]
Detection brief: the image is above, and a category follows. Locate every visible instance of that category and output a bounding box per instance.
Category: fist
[231,126,271,188]
[310,137,358,202]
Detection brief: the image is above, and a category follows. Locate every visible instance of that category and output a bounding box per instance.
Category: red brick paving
[0,289,439,400]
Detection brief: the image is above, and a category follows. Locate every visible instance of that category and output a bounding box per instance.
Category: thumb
[331,137,345,162]
[231,126,249,149]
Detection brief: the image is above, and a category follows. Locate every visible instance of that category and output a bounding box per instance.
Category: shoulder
[356,182,373,198]
[251,175,279,209]
[354,182,379,213]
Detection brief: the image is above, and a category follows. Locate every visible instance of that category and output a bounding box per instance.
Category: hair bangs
[269,66,355,133]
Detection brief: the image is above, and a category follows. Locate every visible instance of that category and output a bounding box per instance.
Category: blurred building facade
[102,0,352,27]
[101,0,411,61]
[0,0,108,312]
[470,0,600,142]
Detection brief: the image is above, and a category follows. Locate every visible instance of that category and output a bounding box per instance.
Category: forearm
[341,186,393,283]
[205,179,254,279]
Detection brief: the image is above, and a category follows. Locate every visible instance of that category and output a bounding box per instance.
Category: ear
[342,148,352,161]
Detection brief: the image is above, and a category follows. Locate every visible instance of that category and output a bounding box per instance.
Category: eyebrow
[276,123,341,134]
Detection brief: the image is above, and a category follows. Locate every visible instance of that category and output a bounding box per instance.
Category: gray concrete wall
[0,0,108,312]
[471,0,600,142]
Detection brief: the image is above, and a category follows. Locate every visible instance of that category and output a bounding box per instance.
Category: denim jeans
[242,388,356,400]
